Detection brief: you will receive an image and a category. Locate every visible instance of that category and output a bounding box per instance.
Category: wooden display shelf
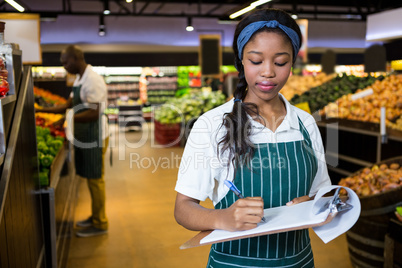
[316,117,402,184]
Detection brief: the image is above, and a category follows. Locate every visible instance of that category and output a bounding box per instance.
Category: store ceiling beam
[113,0,130,14]
[21,8,371,21]
[1,0,399,21]
[353,0,366,21]
[205,4,223,15]
[153,2,166,14]
[138,1,149,15]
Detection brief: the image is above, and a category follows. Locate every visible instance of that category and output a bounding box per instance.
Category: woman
[175,8,331,267]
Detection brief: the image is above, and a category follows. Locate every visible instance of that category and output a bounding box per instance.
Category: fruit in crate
[321,74,402,126]
[35,112,64,127]
[338,162,402,197]
[281,73,335,100]
[34,86,67,107]
[291,74,381,113]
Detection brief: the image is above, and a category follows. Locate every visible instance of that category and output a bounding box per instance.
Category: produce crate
[344,156,402,268]
[154,120,182,146]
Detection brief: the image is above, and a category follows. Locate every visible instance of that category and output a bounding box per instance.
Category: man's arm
[36,97,73,114]
[73,102,101,123]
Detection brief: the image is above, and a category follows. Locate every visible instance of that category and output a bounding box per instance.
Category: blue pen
[224,180,266,223]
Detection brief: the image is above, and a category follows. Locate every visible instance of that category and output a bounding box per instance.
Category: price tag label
[295,102,311,114]
[351,88,374,101]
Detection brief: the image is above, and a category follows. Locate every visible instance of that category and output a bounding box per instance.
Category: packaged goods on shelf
[321,74,402,126]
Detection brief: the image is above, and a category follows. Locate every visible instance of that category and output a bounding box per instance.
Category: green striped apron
[72,85,102,179]
[207,117,318,268]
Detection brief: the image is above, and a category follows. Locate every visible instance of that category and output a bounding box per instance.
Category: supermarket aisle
[67,123,353,268]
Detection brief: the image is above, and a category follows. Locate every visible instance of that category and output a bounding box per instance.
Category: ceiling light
[99,15,106,36]
[103,0,110,15]
[230,0,272,19]
[186,17,194,32]
[250,0,272,8]
[126,0,133,2]
[229,6,255,19]
[5,0,25,12]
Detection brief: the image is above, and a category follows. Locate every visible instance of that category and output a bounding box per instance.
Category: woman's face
[242,31,293,104]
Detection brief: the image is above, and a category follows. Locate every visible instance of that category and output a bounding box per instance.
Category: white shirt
[70,65,109,139]
[175,94,331,205]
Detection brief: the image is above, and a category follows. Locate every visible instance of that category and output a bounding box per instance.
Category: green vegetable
[37,141,49,153]
[39,171,49,186]
[397,206,402,216]
[154,90,227,124]
[49,140,63,151]
[290,73,384,112]
[40,154,54,168]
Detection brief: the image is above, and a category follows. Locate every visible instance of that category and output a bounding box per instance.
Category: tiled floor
[67,123,354,268]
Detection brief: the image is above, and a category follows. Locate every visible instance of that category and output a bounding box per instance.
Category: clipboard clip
[316,187,353,215]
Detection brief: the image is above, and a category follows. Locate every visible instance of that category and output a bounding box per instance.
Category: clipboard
[180,185,361,249]
[180,211,337,249]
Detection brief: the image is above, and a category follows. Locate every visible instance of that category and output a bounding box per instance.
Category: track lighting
[99,15,106,36]
[5,0,25,12]
[229,0,272,19]
[103,0,110,15]
[186,17,194,32]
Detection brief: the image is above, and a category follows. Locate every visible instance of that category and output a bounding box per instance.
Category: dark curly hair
[217,8,302,171]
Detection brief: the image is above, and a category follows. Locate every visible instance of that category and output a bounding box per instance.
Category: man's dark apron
[72,85,102,179]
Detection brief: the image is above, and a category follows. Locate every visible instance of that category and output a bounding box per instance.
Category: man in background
[36,45,109,237]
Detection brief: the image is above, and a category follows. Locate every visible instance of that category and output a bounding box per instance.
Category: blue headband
[237,20,301,60]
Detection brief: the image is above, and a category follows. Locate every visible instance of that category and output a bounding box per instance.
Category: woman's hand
[286,195,313,206]
[218,197,264,232]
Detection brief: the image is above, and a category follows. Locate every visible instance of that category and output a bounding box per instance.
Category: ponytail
[217,59,261,171]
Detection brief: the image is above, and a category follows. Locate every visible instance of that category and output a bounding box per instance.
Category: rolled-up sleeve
[175,115,222,201]
[303,115,332,197]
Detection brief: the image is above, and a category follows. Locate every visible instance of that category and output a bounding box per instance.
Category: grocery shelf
[0,94,16,106]
[316,118,402,142]
[317,117,402,184]
[326,151,374,167]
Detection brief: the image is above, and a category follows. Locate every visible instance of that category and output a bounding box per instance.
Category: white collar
[279,93,300,131]
[75,64,91,84]
[243,93,300,132]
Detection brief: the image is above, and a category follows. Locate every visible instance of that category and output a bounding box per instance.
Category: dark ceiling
[1,0,402,21]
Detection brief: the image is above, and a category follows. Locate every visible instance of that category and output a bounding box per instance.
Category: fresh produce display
[0,56,9,96]
[154,90,226,124]
[281,73,336,101]
[321,74,402,126]
[338,163,402,197]
[290,74,382,113]
[36,126,65,186]
[389,115,402,131]
[396,206,402,222]
[34,86,67,108]
[177,66,201,88]
[35,112,64,127]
